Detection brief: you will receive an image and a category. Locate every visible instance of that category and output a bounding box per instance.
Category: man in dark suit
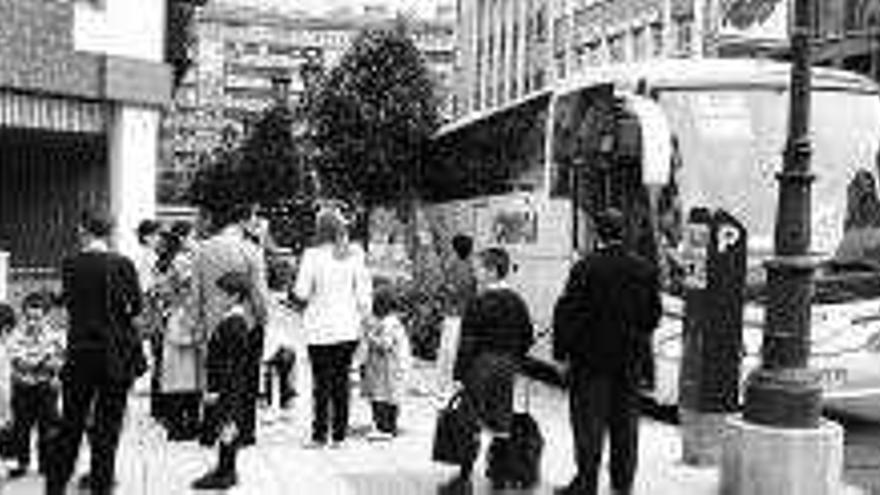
[46,209,147,495]
[552,208,662,495]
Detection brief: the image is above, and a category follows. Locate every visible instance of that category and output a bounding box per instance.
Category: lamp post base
[720,416,844,495]
[742,367,823,428]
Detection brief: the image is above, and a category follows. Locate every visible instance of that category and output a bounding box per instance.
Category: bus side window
[657,139,685,293]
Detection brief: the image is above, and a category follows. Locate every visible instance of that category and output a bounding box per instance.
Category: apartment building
[160,1,455,203]
[455,0,880,117]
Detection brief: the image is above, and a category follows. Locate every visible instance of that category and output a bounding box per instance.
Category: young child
[360,288,412,441]
[6,292,64,478]
[192,272,252,490]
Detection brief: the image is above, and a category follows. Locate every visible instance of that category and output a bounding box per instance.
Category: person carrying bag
[484,378,544,489]
[431,390,479,466]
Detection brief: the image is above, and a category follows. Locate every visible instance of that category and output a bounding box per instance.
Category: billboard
[718,0,790,43]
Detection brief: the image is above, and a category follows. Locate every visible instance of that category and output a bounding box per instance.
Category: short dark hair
[479,247,512,279]
[213,203,255,230]
[0,303,15,332]
[372,287,398,318]
[170,220,193,239]
[21,291,52,314]
[215,271,251,302]
[136,219,161,245]
[79,208,114,238]
[595,208,625,243]
[451,234,474,260]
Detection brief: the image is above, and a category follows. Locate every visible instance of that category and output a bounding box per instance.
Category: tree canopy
[310,21,441,207]
[187,103,308,227]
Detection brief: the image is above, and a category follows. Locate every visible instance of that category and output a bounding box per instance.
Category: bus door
[552,83,616,253]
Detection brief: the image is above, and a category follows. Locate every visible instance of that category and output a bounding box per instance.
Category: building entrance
[0,128,107,270]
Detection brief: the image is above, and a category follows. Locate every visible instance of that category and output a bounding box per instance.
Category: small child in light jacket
[6,292,64,478]
[359,288,412,440]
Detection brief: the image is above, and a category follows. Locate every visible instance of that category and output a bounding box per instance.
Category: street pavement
[0,329,868,495]
[0,356,728,495]
[842,415,880,495]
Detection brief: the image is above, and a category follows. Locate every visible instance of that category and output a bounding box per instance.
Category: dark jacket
[552,244,661,383]
[61,250,146,384]
[453,287,534,382]
[206,312,251,427]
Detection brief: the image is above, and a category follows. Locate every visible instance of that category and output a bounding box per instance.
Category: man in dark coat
[46,209,147,495]
[552,208,661,495]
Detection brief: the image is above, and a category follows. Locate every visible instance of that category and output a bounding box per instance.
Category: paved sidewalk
[0,354,862,495]
[0,359,715,495]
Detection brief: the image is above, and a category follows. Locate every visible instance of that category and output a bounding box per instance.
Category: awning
[0,91,107,134]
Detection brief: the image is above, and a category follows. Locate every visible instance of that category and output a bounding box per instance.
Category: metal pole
[742,0,822,428]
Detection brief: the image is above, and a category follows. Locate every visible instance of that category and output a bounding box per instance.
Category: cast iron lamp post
[742,0,822,428]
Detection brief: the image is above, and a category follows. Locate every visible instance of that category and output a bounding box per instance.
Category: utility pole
[722,3,844,493]
[741,0,821,429]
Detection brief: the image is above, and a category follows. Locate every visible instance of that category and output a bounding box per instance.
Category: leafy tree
[238,104,305,203]
[186,146,245,228]
[187,103,309,228]
[309,21,441,209]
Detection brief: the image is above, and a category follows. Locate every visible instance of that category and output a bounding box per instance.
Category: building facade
[812,0,880,81]
[159,1,456,204]
[0,0,174,272]
[455,0,880,117]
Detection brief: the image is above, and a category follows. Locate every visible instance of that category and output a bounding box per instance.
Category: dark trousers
[568,371,640,495]
[307,341,357,443]
[240,325,264,444]
[263,347,296,408]
[164,392,201,440]
[48,355,130,492]
[371,401,399,434]
[149,332,166,420]
[10,381,59,470]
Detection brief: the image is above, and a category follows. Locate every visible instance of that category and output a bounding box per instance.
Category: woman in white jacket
[293,208,372,448]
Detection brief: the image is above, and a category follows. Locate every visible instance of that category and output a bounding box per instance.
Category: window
[535,5,548,42]
[429,93,551,202]
[608,33,625,62]
[650,22,664,57]
[77,0,106,9]
[534,68,546,89]
[242,42,261,55]
[267,43,300,57]
[632,26,647,61]
[586,40,602,66]
[675,16,693,57]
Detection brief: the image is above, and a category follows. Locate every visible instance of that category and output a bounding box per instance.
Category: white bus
[422,58,880,419]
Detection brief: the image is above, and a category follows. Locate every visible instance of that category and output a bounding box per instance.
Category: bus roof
[556,58,879,95]
[437,58,879,137]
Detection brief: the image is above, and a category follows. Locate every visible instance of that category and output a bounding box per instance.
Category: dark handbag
[485,379,544,489]
[0,423,15,458]
[431,391,479,465]
[485,412,544,488]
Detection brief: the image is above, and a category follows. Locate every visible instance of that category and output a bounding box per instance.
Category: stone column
[108,104,159,257]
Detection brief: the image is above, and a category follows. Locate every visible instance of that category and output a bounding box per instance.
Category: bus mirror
[627,95,672,186]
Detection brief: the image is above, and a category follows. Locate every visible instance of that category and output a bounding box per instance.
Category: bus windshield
[659,87,880,301]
